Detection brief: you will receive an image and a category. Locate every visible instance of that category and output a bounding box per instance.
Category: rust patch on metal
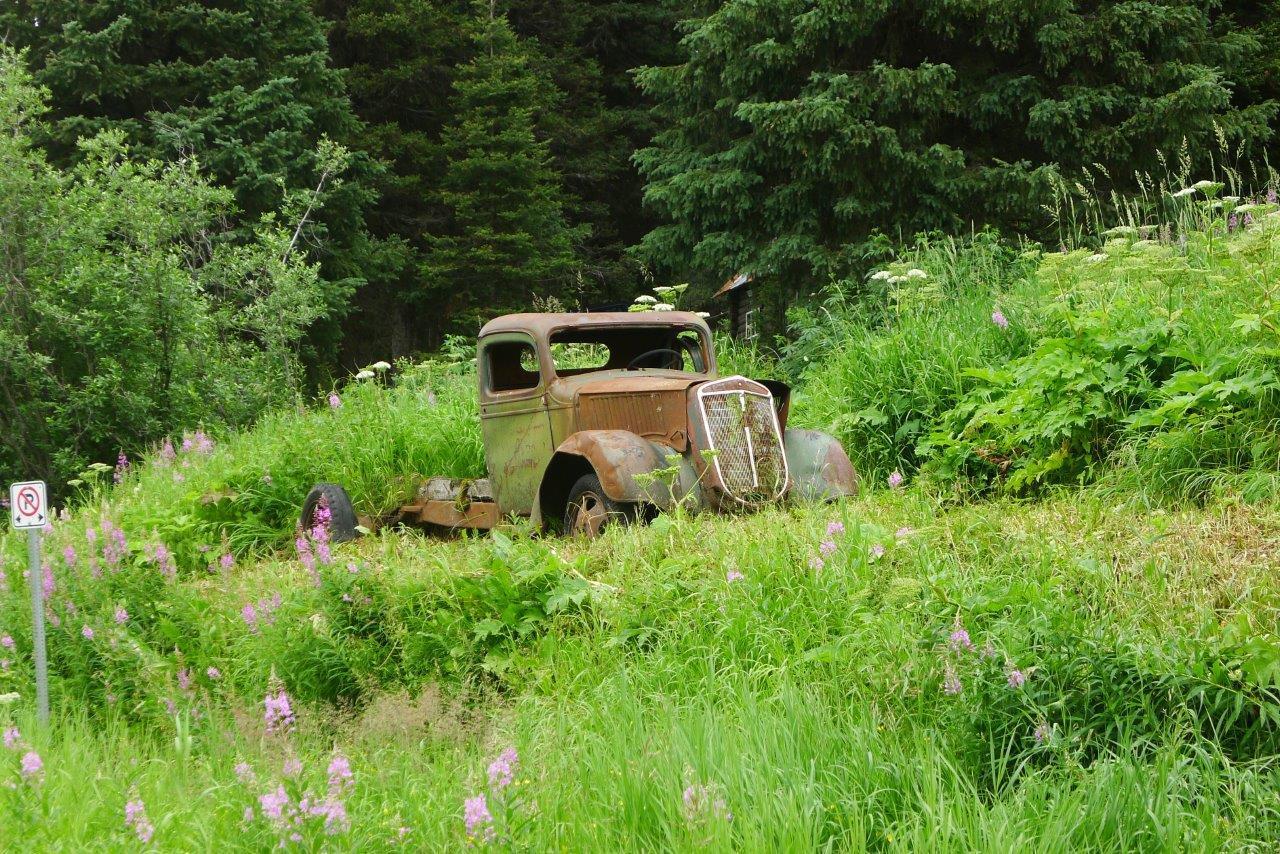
[400,500,500,530]
[577,389,689,451]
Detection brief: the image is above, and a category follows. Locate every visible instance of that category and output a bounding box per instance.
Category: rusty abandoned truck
[303,311,857,539]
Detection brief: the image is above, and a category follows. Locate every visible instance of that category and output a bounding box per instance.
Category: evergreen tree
[320,0,682,350]
[0,0,377,356]
[420,8,585,330]
[634,0,1278,334]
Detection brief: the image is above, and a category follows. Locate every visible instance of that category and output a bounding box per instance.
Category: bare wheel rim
[567,490,608,537]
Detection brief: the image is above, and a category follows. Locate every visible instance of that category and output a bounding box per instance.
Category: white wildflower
[1192,180,1218,190]
[695,311,710,318]
[869,270,893,281]
[355,370,375,380]
[372,361,391,372]
[652,303,675,312]
[1171,187,1195,198]
[1086,253,1108,263]
[652,286,674,295]
[906,268,927,279]
[633,295,658,305]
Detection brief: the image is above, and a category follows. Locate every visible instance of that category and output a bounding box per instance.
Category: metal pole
[27,527,48,726]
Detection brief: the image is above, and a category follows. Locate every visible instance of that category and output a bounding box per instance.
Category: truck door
[478,333,555,516]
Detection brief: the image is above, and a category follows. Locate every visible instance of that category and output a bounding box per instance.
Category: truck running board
[398,477,499,531]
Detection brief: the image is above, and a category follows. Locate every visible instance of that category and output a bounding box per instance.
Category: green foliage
[634,0,1278,335]
[320,0,682,352]
[788,233,1039,480]
[0,1,381,359]
[0,48,332,491]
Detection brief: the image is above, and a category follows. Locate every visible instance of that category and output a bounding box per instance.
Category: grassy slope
[2,490,1278,849]
[3,211,1280,849]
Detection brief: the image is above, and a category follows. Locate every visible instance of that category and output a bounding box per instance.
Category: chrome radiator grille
[697,378,788,504]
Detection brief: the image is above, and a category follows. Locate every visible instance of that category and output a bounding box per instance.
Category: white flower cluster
[868,267,928,285]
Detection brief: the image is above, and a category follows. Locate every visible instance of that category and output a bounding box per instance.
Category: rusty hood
[561,372,707,450]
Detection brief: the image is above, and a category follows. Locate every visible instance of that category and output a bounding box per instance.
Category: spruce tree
[634,0,1278,333]
[420,7,584,330]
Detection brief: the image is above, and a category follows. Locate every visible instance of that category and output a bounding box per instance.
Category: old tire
[564,473,634,538]
[301,483,359,543]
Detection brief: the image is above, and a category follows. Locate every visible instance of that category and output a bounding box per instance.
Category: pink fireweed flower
[42,563,54,598]
[869,544,885,559]
[146,543,177,581]
[887,470,904,489]
[242,805,254,823]
[1,635,13,650]
[234,761,256,784]
[124,796,155,844]
[0,659,9,671]
[942,663,962,696]
[1007,668,1027,688]
[981,639,997,659]
[242,602,259,633]
[206,666,221,680]
[102,525,128,569]
[826,520,845,537]
[992,309,1009,329]
[948,626,974,653]
[726,569,744,583]
[808,555,824,572]
[328,754,354,792]
[260,785,289,821]
[113,452,130,485]
[177,668,192,692]
[819,539,837,558]
[219,552,234,571]
[20,750,42,781]
[283,756,303,778]
[328,393,342,409]
[463,794,495,842]
[114,606,128,625]
[3,726,20,748]
[62,545,76,567]
[895,526,914,540]
[159,438,176,465]
[1034,722,1052,743]
[487,748,518,789]
[1267,187,1278,205]
[81,625,94,640]
[264,689,295,734]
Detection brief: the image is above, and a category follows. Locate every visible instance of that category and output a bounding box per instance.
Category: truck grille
[696,377,788,504]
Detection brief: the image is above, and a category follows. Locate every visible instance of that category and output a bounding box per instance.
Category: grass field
[2,189,1280,850]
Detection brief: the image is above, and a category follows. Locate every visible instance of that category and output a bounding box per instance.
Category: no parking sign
[9,480,47,528]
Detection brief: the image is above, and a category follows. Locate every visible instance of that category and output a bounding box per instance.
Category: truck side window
[485,340,541,392]
[677,330,706,372]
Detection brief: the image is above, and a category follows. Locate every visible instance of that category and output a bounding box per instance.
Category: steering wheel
[626,348,682,370]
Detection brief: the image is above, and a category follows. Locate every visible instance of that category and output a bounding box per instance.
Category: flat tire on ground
[301,482,359,543]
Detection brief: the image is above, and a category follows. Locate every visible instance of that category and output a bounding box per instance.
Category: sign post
[10,481,48,725]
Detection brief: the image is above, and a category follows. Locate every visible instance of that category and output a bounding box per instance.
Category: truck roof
[479,311,710,338]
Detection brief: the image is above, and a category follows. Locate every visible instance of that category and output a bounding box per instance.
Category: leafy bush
[0,46,349,495]
[787,232,1039,480]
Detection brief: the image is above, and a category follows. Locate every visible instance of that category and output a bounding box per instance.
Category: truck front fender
[536,430,698,527]
[784,429,858,502]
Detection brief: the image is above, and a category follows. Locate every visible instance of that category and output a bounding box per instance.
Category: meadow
[2,185,1280,851]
